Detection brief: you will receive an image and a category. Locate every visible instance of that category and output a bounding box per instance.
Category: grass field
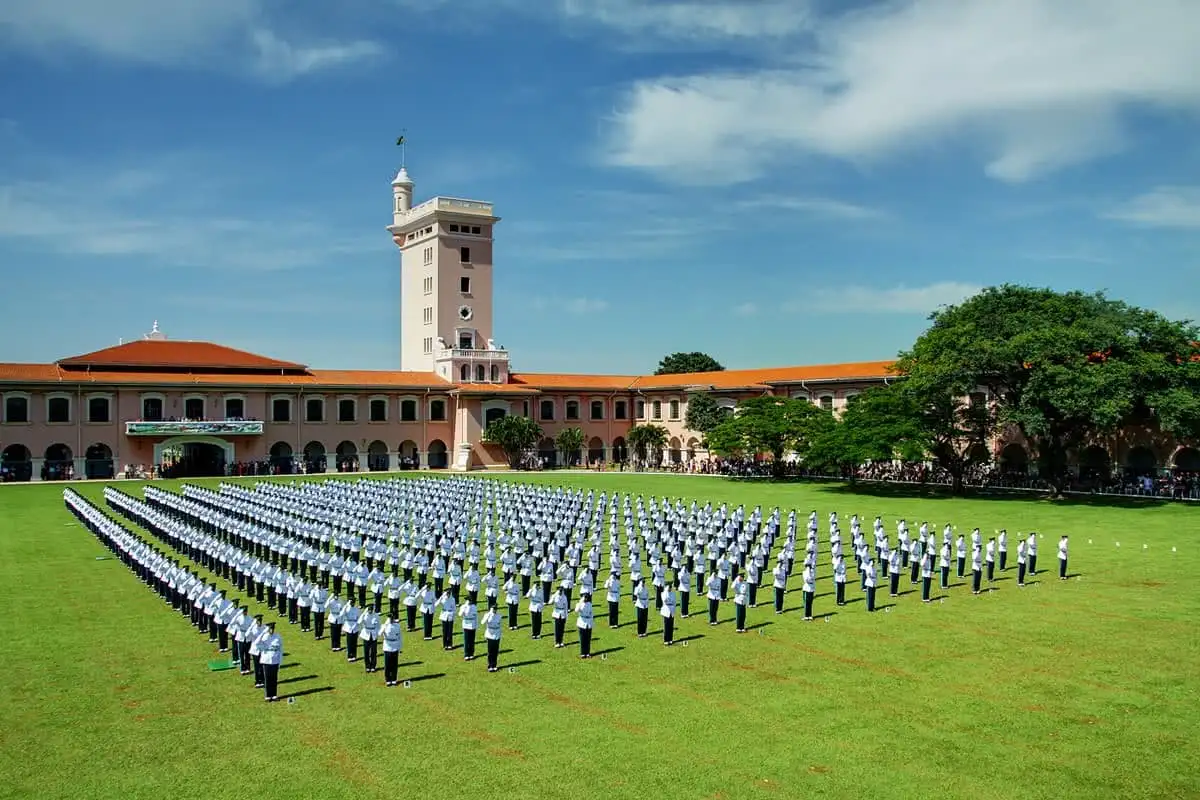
[1,472,1198,800]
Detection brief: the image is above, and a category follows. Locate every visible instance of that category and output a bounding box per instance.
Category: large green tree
[706,396,829,476]
[683,391,728,435]
[655,352,724,375]
[482,415,542,468]
[804,384,989,491]
[897,285,1200,495]
[626,424,669,465]
[555,427,585,467]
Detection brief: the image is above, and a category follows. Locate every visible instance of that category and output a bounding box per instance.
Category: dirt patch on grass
[486,746,527,760]
[808,765,831,775]
[518,679,647,736]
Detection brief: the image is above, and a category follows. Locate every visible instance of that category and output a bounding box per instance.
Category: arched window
[460,365,470,381]
[490,364,500,382]
[475,364,486,382]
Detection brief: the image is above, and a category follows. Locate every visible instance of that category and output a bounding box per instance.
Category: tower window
[471,226,481,234]
[449,224,460,232]
[460,276,471,293]
[460,246,471,263]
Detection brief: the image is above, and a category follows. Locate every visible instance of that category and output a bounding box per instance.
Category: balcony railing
[436,348,510,361]
[125,419,265,436]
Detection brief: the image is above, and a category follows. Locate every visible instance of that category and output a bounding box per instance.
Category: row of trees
[700,286,1200,494]
[481,416,673,467]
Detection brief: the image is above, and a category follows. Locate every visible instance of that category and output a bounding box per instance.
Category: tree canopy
[555,427,585,466]
[626,424,669,463]
[895,285,1200,493]
[654,352,724,375]
[706,396,829,475]
[683,392,728,435]
[482,415,542,468]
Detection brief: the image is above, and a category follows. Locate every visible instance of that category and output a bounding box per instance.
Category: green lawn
[1,473,1197,800]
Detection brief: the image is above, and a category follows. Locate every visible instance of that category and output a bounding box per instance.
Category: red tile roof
[58,339,308,371]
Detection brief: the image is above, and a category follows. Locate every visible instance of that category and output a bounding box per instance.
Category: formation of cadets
[63,475,1072,699]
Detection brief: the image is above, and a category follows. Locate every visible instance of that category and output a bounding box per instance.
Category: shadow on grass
[500,659,542,670]
[675,634,705,644]
[279,674,317,685]
[398,661,422,668]
[592,647,625,658]
[807,480,1181,508]
[744,621,773,631]
[406,673,446,683]
[874,604,896,612]
[281,686,334,700]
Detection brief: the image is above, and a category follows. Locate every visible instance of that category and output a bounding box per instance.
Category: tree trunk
[950,471,965,495]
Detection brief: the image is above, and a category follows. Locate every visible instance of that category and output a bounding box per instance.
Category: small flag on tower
[396,135,405,146]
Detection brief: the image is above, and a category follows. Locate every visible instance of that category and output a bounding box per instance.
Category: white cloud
[0,162,386,271]
[556,0,813,41]
[733,302,758,316]
[1103,186,1200,230]
[0,0,381,80]
[734,195,887,220]
[604,0,1200,184]
[529,296,610,314]
[796,282,983,314]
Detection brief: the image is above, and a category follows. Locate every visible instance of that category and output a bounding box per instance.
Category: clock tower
[387,167,508,382]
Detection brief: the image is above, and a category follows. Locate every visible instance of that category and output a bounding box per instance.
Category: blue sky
[1,0,1198,375]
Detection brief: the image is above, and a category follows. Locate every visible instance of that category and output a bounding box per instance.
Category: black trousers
[314,611,325,639]
[531,611,543,638]
[922,576,932,600]
[1000,551,1008,570]
[268,587,277,607]
[464,627,477,658]
[364,639,378,671]
[608,601,619,627]
[330,623,342,650]
[406,605,417,630]
[735,603,746,630]
[253,655,263,686]
[347,633,359,660]
[553,617,565,646]
[487,637,500,670]
[663,616,674,643]
[910,562,919,583]
[987,561,995,581]
[1059,558,1067,578]
[1029,555,1038,574]
[384,650,399,683]
[263,663,279,699]
[422,613,434,639]
[300,607,311,630]
[681,592,690,616]
[288,598,297,623]
[957,557,965,577]
[579,627,592,656]
[389,598,400,618]
[972,569,982,593]
[239,643,251,673]
[774,587,784,613]
[636,607,648,635]
[441,620,454,649]
[1018,563,1027,585]
[803,590,814,618]
[748,583,758,606]
[889,572,900,596]
[940,567,950,589]
[708,598,719,624]
[218,628,229,651]
[836,581,846,605]
[507,603,519,629]
[866,586,876,611]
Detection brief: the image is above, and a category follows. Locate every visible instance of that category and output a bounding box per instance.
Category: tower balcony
[436,348,510,362]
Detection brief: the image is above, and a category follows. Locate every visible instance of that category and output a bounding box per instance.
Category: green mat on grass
[207,658,237,671]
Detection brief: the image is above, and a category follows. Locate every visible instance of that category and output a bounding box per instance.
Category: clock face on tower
[458,305,473,321]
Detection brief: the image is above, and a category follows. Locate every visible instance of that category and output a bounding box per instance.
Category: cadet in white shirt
[986,538,996,583]
[327,596,345,651]
[863,560,878,612]
[381,614,403,686]
[482,606,502,672]
[575,596,594,659]
[732,574,748,632]
[436,590,457,651]
[259,622,283,702]
[311,583,329,640]
[1016,539,1028,586]
[526,584,545,639]
[246,614,264,682]
[551,588,569,648]
[705,572,722,626]
[998,530,1009,571]
[1027,533,1039,575]
[833,555,847,606]
[343,602,362,662]
[604,572,621,628]
[633,578,650,637]
[676,566,691,617]
[802,565,815,620]
[504,578,521,630]
[360,608,381,673]
[459,599,479,660]
[772,561,787,614]
[419,583,437,640]
[1058,535,1069,580]
[660,586,677,645]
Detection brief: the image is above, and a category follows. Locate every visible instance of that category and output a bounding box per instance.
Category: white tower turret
[392,168,414,224]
